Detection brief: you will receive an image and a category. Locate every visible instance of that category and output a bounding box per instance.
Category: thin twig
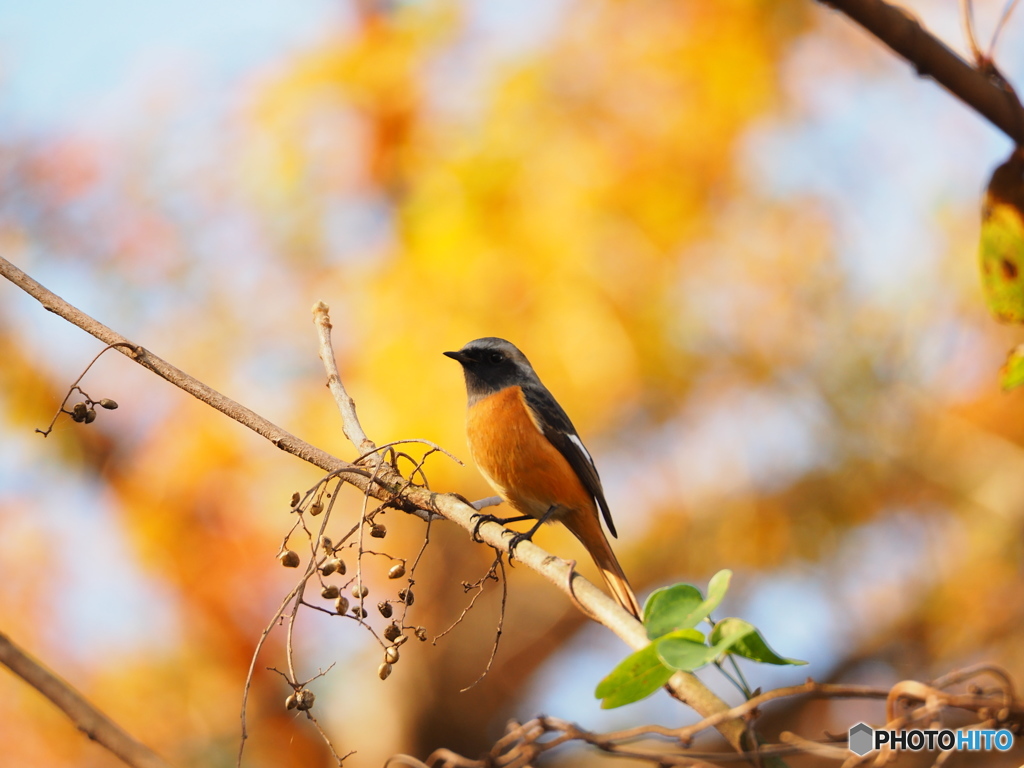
[302,709,355,766]
[426,672,1023,768]
[459,555,509,693]
[35,342,139,436]
[961,0,983,65]
[353,439,463,468]
[385,756,433,768]
[433,553,502,644]
[989,0,1022,58]
[312,300,376,458]
[238,577,307,767]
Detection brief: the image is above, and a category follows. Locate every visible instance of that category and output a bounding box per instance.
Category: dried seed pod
[320,559,341,576]
[351,606,367,619]
[377,601,393,619]
[387,563,406,579]
[398,588,414,606]
[334,596,349,615]
[84,408,97,424]
[321,585,339,600]
[378,662,392,680]
[384,646,400,664]
[290,491,301,507]
[393,634,409,647]
[334,558,346,575]
[71,403,88,422]
[352,584,369,599]
[415,626,427,642]
[309,501,323,516]
[99,399,118,410]
[285,693,298,710]
[295,689,315,711]
[383,622,402,642]
[321,536,334,553]
[370,523,386,538]
[278,550,300,568]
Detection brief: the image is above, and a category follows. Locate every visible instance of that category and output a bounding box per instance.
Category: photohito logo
[848,723,1015,756]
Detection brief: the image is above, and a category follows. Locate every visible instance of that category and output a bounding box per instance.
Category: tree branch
[819,0,1024,144]
[0,630,173,768]
[0,255,747,754]
[0,257,427,515]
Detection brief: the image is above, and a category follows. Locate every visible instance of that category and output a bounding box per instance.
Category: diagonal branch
[0,257,424,515]
[819,0,1024,144]
[0,630,173,768]
[0,254,749,755]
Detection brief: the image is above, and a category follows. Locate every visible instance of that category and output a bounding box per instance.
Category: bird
[444,337,642,618]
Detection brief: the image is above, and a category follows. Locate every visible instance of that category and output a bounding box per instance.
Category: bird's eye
[488,351,504,364]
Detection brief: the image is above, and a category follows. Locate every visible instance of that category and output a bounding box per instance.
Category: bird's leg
[471,509,533,542]
[507,506,557,560]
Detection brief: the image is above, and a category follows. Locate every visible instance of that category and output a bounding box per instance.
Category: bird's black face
[444,337,535,402]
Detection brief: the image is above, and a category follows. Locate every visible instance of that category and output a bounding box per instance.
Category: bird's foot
[507,530,536,561]
[470,513,531,543]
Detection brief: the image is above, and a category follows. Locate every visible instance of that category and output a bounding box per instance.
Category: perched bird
[444,337,641,618]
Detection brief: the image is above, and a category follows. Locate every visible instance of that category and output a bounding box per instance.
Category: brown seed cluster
[285,688,315,711]
[68,397,117,425]
[276,486,430,689]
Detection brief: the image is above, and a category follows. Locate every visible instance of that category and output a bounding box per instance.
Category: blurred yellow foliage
[5,0,1024,766]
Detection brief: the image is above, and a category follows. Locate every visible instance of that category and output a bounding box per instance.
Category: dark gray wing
[521,383,617,538]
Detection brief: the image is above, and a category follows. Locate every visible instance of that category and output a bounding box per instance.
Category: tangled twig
[419,666,1023,767]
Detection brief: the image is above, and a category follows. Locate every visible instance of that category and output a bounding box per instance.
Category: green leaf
[643,570,731,640]
[980,150,1024,324]
[643,584,704,639]
[656,629,719,671]
[595,643,674,709]
[705,569,732,614]
[1001,344,1024,391]
[659,619,755,671]
[710,618,807,666]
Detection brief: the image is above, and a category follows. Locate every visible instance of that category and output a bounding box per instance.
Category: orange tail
[566,510,642,619]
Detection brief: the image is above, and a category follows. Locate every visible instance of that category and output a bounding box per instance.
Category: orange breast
[466,386,595,521]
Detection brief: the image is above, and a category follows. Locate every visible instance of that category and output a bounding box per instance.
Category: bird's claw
[507,530,535,562]
[471,513,502,543]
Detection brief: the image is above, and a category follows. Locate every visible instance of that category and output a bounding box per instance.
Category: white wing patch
[568,433,595,470]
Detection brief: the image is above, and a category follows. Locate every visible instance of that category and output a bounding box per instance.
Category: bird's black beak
[443,350,468,364]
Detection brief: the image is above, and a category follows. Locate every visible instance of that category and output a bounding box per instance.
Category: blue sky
[0,0,339,131]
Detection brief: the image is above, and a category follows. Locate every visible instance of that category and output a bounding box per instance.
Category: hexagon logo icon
[849,722,874,756]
